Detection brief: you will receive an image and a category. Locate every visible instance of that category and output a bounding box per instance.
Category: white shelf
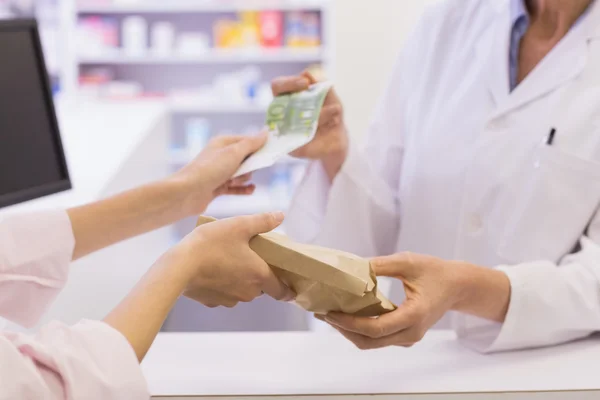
[77,0,328,13]
[169,102,268,114]
[78,48,326,64]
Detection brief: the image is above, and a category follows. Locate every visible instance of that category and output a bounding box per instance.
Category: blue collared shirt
[509,0,592,91]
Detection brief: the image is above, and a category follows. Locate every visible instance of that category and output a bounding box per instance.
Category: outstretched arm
[67,134,266,260]
[1,212,293,399]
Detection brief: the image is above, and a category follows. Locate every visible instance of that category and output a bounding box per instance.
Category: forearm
[103,249,192,361]
[67,179,188,260]
[452,263,511,323]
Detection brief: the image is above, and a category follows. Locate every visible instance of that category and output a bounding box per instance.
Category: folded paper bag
[196,216,396,317]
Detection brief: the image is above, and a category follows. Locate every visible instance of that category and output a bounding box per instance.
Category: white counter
[142,331,600,399]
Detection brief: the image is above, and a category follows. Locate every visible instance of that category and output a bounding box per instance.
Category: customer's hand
[317,253,470,349]
[169,133,267,216]
[177,212,295,308]
[103,212,294,363]
[271,71,348,181]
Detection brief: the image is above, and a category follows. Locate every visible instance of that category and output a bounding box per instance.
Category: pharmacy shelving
[59,0,334,95]
[50,0,333,333]
[168,101,267,114]
[78,47,326,65]
[56,0,333,224]
[77,0,327,13]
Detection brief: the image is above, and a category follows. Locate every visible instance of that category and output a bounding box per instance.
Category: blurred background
[0,0,433,333]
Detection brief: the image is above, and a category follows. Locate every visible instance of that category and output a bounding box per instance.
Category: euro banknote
[234,81,333,177]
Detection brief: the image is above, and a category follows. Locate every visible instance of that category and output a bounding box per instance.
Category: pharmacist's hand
[317,253,466,350]
[170,133,267,216]
[271,71,348,180]
[179,212,295,308]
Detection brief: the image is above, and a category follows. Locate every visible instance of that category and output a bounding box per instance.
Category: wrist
[154,245,198,288]
[321,128,349,182]
[450,262,511,322]
[171,229,214,281]
[449,262,479,312]
[162,174,206,219]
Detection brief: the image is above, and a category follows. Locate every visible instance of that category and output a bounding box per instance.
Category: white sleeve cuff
[453,261,598,353]
[453,265,536,353]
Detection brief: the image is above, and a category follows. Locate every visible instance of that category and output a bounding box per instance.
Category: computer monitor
[0,19,70,208]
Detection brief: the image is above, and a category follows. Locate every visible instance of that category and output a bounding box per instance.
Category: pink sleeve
[0,210,75,327]
[1,319,149,399]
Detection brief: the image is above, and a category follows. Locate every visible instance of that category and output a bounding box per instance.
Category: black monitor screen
[0,20,70,208]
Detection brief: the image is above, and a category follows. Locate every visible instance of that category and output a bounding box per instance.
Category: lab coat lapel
[492,33,587,119]
[474,3,511,109]
[491,1,600,119]
[586,0,600,40]
[549,3,600,154]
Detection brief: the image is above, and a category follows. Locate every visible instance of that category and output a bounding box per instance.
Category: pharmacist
[0,134,293,399]
[277,0,600,353]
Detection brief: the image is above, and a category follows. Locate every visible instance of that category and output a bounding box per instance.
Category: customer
[0,133,294,399]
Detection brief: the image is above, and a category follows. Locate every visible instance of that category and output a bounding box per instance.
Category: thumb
[370,252,417,279]
[237,212,285,239]
[232,132,268,161]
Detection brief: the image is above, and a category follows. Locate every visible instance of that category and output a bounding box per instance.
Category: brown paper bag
[197,216,396,317]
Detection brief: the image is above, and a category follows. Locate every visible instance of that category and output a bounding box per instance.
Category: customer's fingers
[234,212,285,239]
[230,132,268,160]
[272,76,311,96]
[185,289,240,309]
[209,135,244,148]
[224,185,256,196]
[260,266,296,302]
[229,173,253,186]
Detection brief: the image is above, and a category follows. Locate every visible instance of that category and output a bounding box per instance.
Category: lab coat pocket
[498,145,600,264]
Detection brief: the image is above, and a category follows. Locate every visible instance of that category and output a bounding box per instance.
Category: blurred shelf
[169,102,268,114]
[169,148,306,166]
[77,0,328,13]
[78,48,326,64]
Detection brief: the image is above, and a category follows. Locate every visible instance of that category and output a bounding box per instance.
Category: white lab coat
[286,0,600,353]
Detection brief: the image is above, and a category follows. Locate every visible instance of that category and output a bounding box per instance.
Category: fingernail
[271,211,285,223]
